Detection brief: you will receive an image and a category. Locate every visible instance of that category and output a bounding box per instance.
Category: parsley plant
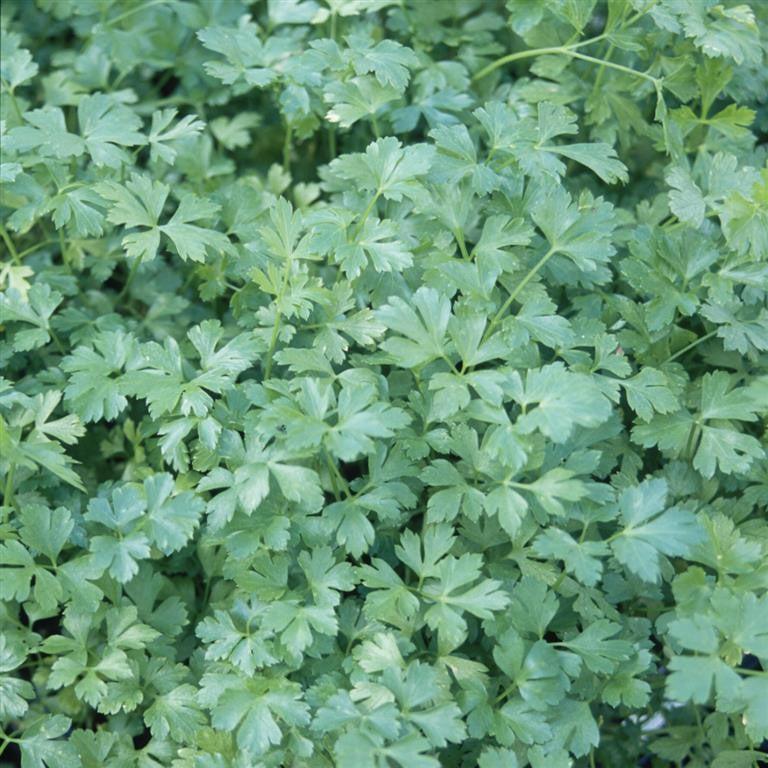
[1,1,767,767]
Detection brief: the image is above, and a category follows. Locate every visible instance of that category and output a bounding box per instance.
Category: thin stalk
[329,10,337,41]
[664,330,717,363]
[327,124,337,161]
[48,328,66,355]
[263,254,294,380]
[567,50,661,87]
[283,124,293,174]
[684,423,700,462]
[17,239,59,259]
[103,0,168,27]
[454,228,470,260]
[353,191,381,238]
[117,254,144,302]
[3,462,15,514]
[58,227,67,264]
[482,246,557,343]
[474,39,607,81]
[551,569,569,591]
[472,0,656,80]
[494,682,516,705]
[0,224,21,265]
[325,451,340,500]
[474,33,661,89]
[325,450,351,498]
[370,113,381,139]
[590,41,616,98]
[1,80,24,123]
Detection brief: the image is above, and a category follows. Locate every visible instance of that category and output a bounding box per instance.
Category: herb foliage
[1,1,767,767]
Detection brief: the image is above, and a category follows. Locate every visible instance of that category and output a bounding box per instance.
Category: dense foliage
[1,1,768,766]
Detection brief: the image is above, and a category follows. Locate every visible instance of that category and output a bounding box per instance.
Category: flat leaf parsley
[1,2,767,767]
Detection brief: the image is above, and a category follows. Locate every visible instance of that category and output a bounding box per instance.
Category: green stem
[371,113,381,139]
[1,80,24,123]
[474,34,610,81]
[567,50,661,87]
[0,224,21,265]
[3,462,15,513]
[117,254,144,302]
[664,330,717,364]
[58,227,68,264]
[103,0,168,27]
[684,423,700,461]
[329,10,337,41]
[738,667,768,677]
[48,327,66,355]
[353,191,381,238]
[551,569,569,591]
[325,450,351,499]
[482,246,557,343]
[327,124,337,162]
[325,452,340,500]
[263,253,294,380]
[473,35,660,89]
[17,239,60,259]
[283,123,293,174]
[590,41,616,97]
[454,228,470,260]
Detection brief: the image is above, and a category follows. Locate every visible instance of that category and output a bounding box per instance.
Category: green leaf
[610,478,703,582]
[560,619,634,674]
[144,684,206,742]
[322,136,434,201]
[77,94,145,168]
[148,107,205,163]
[7,106,85,158]
[198,675,310,755]
[19,715,81,768]
[515,363,613,442]
[85,487,150,583]
[62,331,135,422]
[144,473,204,554]
[378,287,452,368]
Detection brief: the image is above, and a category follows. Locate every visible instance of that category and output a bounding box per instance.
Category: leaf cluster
[1,1,767,767]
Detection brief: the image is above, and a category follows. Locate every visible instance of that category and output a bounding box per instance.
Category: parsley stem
[494,682,516,704]
[483,246,557,343]
[283,123,293,174]
[354,190,381,238]
[473,38,661,89]
[17,239,60,259]
[264,316,282,381]
[324,450,350,499]
[566,50,661,87]
[738,667,768,677]
[264,251,294,379]
[474,40,605,81]
[117,254,144,302]
[48,327,66,355]
[664,330,717,363]
[1,79,24,123]
[103,0,168,27]
[684,423,700,461]
[2,462,14,513]
[0,224,21,265]
[453,228,470,260]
